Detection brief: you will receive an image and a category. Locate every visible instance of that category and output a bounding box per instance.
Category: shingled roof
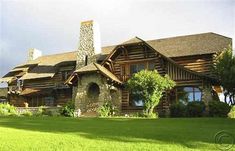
[1,51,78,81]
[146,32,232,57]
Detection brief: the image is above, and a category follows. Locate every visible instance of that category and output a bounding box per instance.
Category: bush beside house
[208,101,231,117]
[170,101,205,117]
[60,101,75,117]
[187,101,205,117]
[170,101,231,117]
[0,103,17,116]
[127,70,175,118]
[0,103,62,117]
[169,102,187,117]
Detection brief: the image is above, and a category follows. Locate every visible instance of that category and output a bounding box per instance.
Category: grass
[0,117,234,151]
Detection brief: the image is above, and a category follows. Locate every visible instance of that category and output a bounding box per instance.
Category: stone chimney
[76,20,101,69]
[28,48,42,61]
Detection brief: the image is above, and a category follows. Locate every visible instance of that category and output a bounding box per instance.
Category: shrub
[125,112,143,118]
[127,70,175,118]
[34,106,45,116]
[44,108,60,117]
[21,110,33,117]
[186,101,206,117]
[143,111,158,118]
[228,106,235,118]
[60,101,75,117]
[0,103,18,116]
[208,101,231,117]
[158,109,170,118]
[97,102,114,117]
[170,102,187,117]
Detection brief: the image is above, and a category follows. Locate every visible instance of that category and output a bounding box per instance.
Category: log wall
[103,43,209,113]
[104,44,168,112]
[171,54,215,78]
[8,65,75,107]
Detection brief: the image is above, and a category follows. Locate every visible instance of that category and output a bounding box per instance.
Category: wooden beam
[121,46,129,59]
[107,59,115,71]
[142,45,148,58]
[115,58,156,64]
[105,62,113,72]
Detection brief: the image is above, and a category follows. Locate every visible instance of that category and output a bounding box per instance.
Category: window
[130,91,144,107]
[44,97,54,106]
[130,64,145,75]
[130,62,155,75]
[177,87,202,104]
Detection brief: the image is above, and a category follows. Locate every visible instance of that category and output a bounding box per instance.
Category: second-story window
[130,62,155,75]
[130,63,145,75]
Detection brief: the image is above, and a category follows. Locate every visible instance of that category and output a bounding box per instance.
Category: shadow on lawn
[0,117,234,149]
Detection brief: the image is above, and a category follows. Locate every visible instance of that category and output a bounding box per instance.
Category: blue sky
[0,0,234,87]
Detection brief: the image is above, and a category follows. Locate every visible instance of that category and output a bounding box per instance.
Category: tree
[127,70,175,118]
[213,46,235,105]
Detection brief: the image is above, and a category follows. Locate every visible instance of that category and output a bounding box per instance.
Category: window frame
[123,61,156,75]
[129,91,145,107]
[175,86,202,104]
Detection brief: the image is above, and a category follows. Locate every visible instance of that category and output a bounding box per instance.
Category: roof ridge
[146,32,232,42]
[36,50,76,58]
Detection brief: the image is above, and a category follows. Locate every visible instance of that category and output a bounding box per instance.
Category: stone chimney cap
[81,20,93,25]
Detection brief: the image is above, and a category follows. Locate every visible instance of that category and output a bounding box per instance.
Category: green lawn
[0,117,234,151]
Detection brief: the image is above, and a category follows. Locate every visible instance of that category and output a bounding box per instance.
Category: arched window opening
[87,83,100,101]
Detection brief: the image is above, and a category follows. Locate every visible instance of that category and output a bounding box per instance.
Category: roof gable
[121,37,143,45]
[67,63,122,84]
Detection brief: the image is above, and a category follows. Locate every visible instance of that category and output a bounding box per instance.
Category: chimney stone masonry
[76,20,101,70]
